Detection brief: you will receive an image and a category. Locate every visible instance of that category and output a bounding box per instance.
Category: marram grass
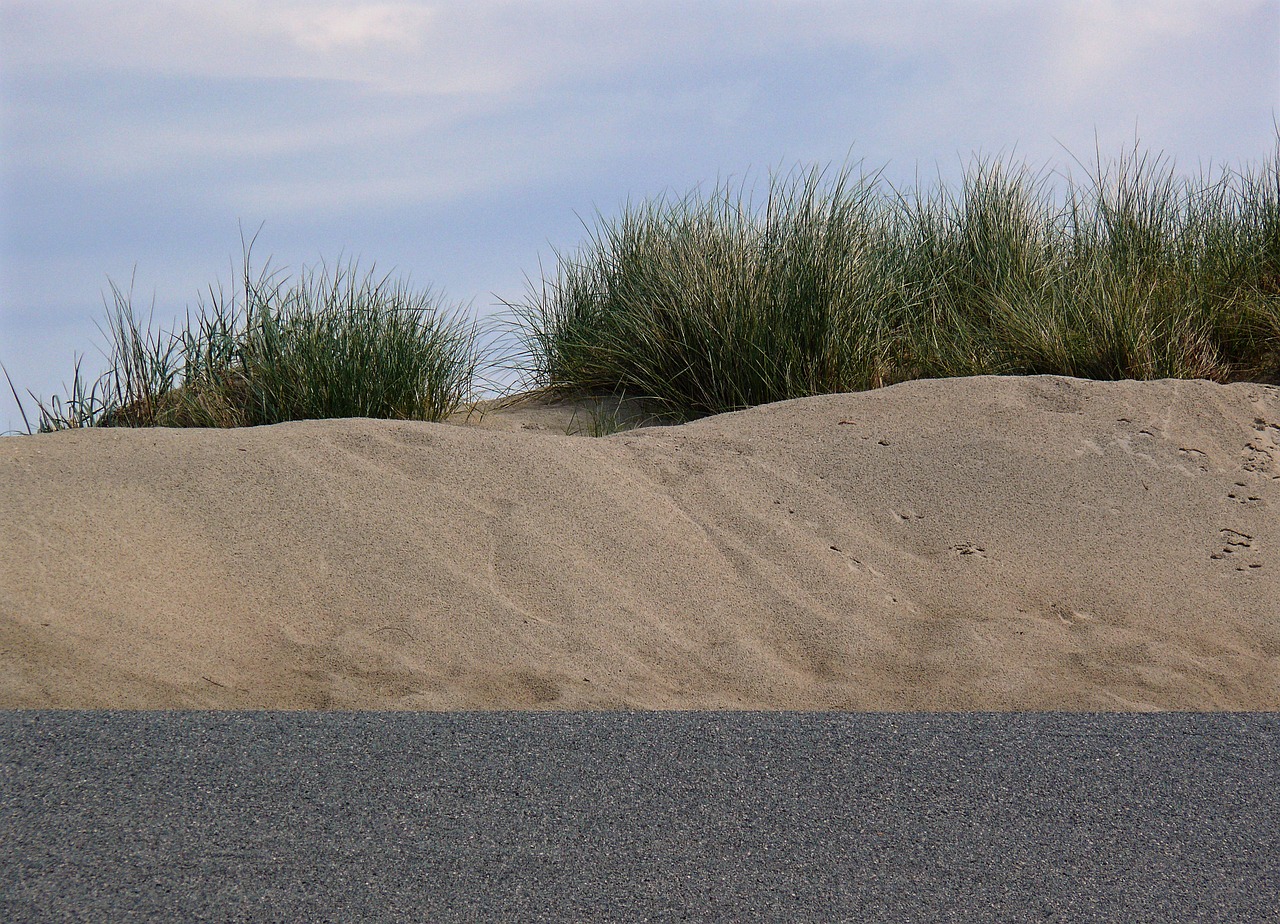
[7,139,1279,434]
[512,142,1280,421]
[6,244,480,432]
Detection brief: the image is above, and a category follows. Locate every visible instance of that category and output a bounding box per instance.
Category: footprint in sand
[949,542,988,559]
[1226,482,1263,508]
[1242,442,1275,475]
[1176,447,1210,474]
[1242,418,1280,478]
[1211,528,1263,571]
[830,545,883,578]
[1055,607,1096,628]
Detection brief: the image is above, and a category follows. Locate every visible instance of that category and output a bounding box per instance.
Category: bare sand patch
[2,375,1276,710]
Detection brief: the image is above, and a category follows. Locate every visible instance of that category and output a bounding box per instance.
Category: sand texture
[2,375,1277,711]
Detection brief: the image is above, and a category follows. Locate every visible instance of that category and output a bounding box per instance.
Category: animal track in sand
[1176,447,1210,473]
[829,546,912,611]
[1107,425,1213,477]
[1226,482,1263,508]
[1211,528,1262,571]
[1242,418,1280,478]
[1242,443,1275,475]
[949,542,987,559]
[1054,607,1096,628]
[890,508,923,523]
[830,545,885,579]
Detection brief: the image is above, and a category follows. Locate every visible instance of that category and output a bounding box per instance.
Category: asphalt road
[1,711,1276,922]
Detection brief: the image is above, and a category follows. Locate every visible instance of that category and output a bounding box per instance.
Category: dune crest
[2,375,1277,710]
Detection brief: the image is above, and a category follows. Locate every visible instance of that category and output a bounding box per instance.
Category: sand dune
[1,375,1277,710]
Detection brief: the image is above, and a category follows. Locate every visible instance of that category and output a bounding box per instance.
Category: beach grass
[5,238,480,432]
[7,139,1279,433]
[512,140,1280,420]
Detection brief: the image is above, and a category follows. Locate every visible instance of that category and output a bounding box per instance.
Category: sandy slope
[2,375,1277,710]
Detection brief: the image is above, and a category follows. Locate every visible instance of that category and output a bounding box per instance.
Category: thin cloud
[266,3,437,53]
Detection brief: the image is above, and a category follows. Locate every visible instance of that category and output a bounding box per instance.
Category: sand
[1,374,1277,711]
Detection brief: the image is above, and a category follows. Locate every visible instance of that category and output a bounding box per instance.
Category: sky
[1,0,1278,433]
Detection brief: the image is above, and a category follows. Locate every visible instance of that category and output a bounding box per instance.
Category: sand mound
[2,375,1277,710]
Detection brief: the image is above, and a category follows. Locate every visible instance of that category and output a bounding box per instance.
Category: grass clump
[513,140,1280,420]
[511,165,903,420]
[6,241,479,432]
[8,139,1278,434]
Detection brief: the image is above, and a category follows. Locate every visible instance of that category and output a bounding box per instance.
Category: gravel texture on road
[2,711,1276,922]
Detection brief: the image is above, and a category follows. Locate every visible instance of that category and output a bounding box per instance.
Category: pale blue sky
[2,0,1278,432]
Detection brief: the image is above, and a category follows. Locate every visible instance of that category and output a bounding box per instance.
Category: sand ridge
[1,374,1277,710]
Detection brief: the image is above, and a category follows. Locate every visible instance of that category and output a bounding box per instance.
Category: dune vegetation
[517,144,1280,421]
[6,141,1279,433]
[5,245,480,432]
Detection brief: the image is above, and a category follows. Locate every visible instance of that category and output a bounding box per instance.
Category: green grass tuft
[510,139,1280,420]
[6,238,480,433]
[8,138,1279,435]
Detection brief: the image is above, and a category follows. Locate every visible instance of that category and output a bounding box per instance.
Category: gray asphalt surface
[1,711,1276,922]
